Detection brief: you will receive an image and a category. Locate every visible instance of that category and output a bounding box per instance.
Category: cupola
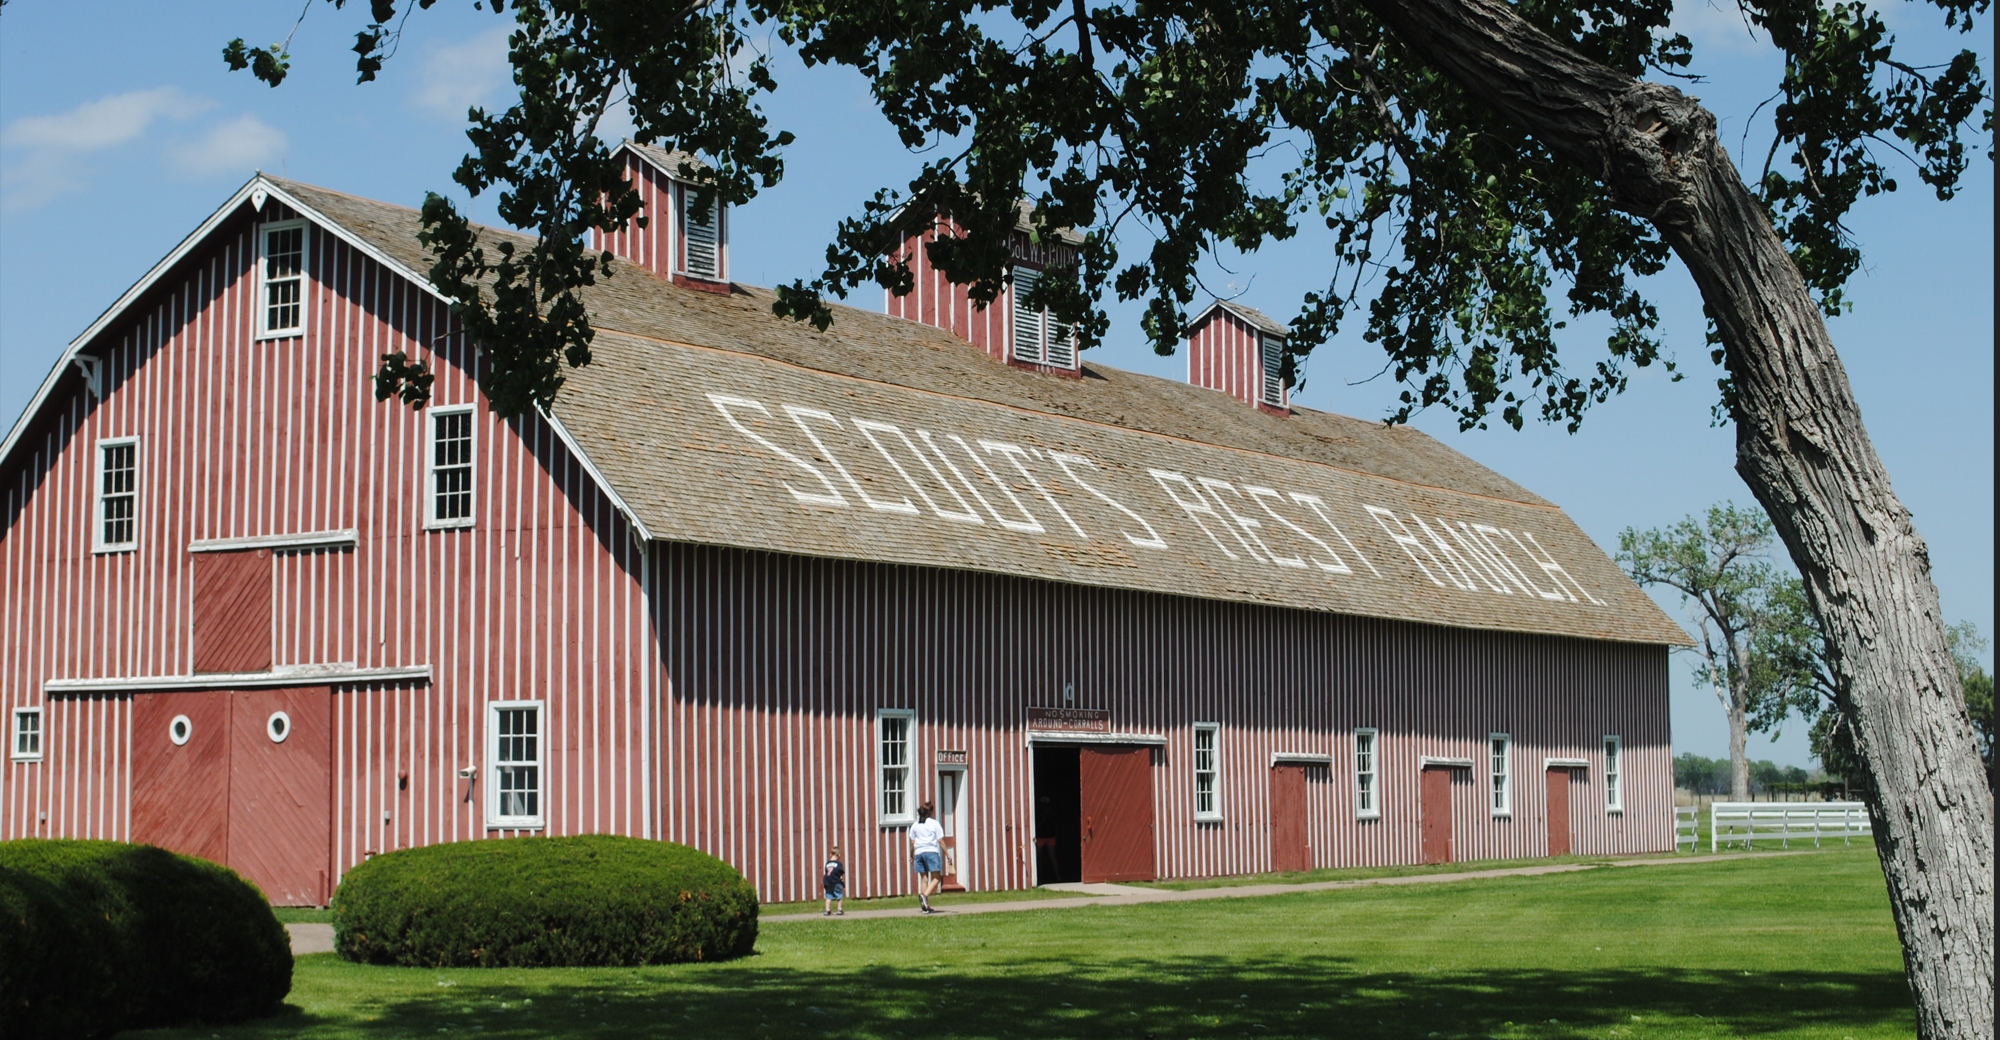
[594,141,729,293]
[886,204,1084,375]
[1185,300,1290,414]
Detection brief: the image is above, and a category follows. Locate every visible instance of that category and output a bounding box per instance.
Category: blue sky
[2,2,1990,769]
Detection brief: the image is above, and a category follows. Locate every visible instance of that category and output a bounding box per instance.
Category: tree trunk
[1728,699,1750,801]
[1349,0,1996,1035]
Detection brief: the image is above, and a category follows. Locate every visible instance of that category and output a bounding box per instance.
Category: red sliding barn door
[228,687,332,905]
[131,690,232,865]
[128,687,332,905]
[192,550,272,673]
[1546,768,1573,857]
[1420,766,1454,865]
[1269,764,1311,873]
[1080,745,1155,882]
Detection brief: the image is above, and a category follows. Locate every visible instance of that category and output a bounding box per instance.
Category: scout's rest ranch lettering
[708,392,1607,608]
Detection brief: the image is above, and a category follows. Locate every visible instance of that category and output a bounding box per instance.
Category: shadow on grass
[150,954,1913,1039]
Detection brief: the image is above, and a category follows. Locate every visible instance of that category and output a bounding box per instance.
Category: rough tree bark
[1350,0,1996,1035]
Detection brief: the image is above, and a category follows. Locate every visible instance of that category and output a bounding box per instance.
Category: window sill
[1491,811,1513,819]
[92,545,137,556]
[255,330,304,342]
[486,821,545,831]
[1356,812,1382,821]
[10,756,43,763]
[1607,808,1625,816]
[879,818,914,829]
[1193,813,1224,824]
[424,520,476,532]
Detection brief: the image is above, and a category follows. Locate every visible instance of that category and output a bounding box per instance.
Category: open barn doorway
[1032,745,1082,884]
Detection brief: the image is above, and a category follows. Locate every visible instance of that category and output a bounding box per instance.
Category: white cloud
[414,24,513,119]
[169,114,287,177]
[2,87,211,209]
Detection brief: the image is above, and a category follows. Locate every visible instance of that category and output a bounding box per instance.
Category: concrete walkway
[760,851,1792,923]
[287,923,336,955]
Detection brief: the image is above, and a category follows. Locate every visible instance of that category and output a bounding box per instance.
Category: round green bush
[0,840,292,1039]
[332,835,758,967]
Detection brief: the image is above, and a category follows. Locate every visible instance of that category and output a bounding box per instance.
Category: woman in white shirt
[909,801,945,914]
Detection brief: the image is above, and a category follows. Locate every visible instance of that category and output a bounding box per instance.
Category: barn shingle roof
[274,177,1693,646]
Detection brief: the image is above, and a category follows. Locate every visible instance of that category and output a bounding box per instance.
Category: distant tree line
[1673,753,1823,798]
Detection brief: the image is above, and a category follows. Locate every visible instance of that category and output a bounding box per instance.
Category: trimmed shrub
[0,840,292,1039]
[333,835,758,967]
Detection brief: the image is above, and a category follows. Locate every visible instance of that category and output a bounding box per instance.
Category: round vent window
[168,715,192,746]
[267,711,291,744]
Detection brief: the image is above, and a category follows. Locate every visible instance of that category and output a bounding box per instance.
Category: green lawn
[130,847,1911,1040]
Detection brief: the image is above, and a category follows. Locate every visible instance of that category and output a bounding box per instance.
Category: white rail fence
[1709,801,1871,851]
[1675,806,1699,852]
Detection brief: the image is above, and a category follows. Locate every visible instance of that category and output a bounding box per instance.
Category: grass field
[130,847,1911,1040]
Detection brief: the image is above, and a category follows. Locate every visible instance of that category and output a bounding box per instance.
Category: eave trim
[188,529,359,553]
[1025,731,1168,747]
[45,664,431,694]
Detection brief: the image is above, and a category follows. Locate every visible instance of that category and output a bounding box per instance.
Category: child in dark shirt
[822,847,846,916]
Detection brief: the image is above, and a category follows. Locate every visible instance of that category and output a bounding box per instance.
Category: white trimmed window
[877,709,916,826]
[95,437,139,553]
[681,188,722,279]
[13,708,43,761]
[427,406,475,528]
[258,220,308,337]
[1490,733,1512,816]
[1260,334,1286,408]
[1604,735,1624,813]
[487,701,544,827]
[1192,723,1221,821]
[1009,266,1077,369]
[1355,728,1380,818]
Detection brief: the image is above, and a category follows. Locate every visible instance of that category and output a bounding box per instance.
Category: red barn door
[1420,766,1454,865]
[1545,768,1573,857]
[131,691,232,865]
[129,687,331,905]
[228,687,332,905]
[192,550,272,673]
[1269,764,1311,873]
[1080,745,1155,882]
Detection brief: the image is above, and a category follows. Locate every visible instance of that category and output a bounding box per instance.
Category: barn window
[877,709,916,826]
[1260,334,1286,408]
[488,701,544,828]
[1604,735,1623,813]
[1009,266,1077,369]
[1354,728,1379,819]
[1192,723,1222,821]
[258,220,308,337]
[427,406,475,528]
[682,188,722,279]
[95,437,139,553]
[12,708,42,761]
[1489,733,1512,817]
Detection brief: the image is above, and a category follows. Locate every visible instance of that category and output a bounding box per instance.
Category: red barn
[0,144,1689,905]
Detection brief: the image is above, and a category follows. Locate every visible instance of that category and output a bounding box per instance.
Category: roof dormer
[886,204,1084,375]
[594,141,730,293]
[1186,301,1290,414]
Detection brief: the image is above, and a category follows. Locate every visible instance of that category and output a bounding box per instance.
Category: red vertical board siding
[192,549,273,673]
[650,542,1673,903]
[2,202,650,889]
[885,216,1078,368]
[5,189,1674,902]
[1187,309,1284,409]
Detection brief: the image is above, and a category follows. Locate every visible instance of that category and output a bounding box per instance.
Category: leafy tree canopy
[224,0,1988,425]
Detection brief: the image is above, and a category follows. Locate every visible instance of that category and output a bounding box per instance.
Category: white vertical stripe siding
[1,207,651,884]
[651,542,1671,904]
